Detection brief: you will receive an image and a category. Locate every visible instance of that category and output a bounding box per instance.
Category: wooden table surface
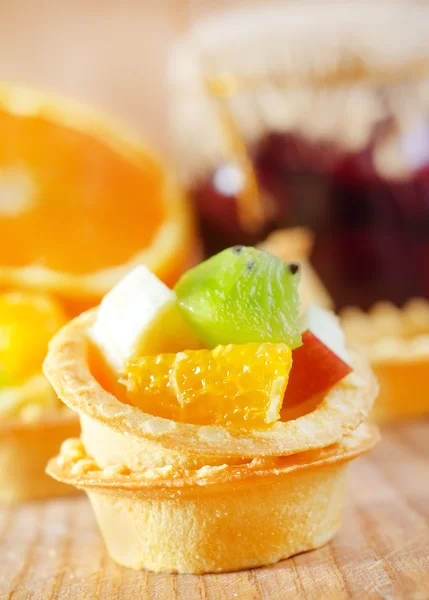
[0,420,428,600]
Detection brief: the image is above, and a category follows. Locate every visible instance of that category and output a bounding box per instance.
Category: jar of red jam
[169,1,429,310]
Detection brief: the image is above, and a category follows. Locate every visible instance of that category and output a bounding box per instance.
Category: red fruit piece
[284,330,352,408]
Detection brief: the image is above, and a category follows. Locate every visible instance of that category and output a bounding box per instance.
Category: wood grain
[0,420,428,599]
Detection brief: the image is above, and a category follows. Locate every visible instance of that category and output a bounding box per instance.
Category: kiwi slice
[175,246,302,349]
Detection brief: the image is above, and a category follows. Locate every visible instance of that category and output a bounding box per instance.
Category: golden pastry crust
[341,299,429,422]
[259,228,334,310]
[44,310,378,470]
[47,425,378,573]
[0,409,80,504]
[48,423,377,494]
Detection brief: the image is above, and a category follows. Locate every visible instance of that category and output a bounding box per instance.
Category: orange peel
[0,81,199,315]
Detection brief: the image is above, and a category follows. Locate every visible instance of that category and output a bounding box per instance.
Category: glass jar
[169,1,429,310]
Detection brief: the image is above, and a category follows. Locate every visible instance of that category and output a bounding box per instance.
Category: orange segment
[0,290,67,385]
[125,343,292,429]
[0,83,198,313]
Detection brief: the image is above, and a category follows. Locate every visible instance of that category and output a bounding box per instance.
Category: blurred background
[1,0,429,311]
[0,0,250,153]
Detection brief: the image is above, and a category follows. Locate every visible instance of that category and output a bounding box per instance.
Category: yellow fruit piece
[125,343,292,429]
[0,290,67,385]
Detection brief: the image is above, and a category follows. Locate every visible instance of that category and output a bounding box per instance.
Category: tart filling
[46,310,375,470]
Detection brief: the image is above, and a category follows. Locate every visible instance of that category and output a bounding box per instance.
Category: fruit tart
[0,290,80,503]
[341,300,429,423]
[45,247,378,573]
[0,82,198,502]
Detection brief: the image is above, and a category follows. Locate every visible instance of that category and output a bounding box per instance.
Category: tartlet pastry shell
[0,410,80,504]
[341,299,429,423]
[48,425,378,574]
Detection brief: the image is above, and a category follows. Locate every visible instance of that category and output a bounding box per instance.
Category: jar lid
[169,1,429,181]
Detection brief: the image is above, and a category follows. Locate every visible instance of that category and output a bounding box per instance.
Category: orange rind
[0,81,199,315]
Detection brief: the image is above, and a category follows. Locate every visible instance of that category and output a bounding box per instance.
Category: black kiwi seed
[232,245,244,254]
[287,262,300,275]
[247,261,255,271]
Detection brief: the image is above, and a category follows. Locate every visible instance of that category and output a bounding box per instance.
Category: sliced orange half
[0,82,198,314]
[124,343,292,429]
